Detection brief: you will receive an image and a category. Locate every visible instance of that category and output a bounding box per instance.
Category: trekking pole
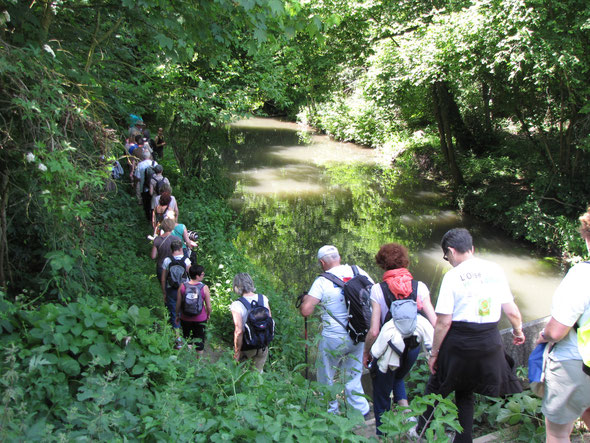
[295,293,309,379]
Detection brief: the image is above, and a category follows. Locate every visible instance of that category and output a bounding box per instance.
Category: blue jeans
[165,287,181,329]
[373,344,420,434]
[316,334,370,415]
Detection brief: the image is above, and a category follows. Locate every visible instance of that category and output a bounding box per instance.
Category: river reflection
[226,118,562,324]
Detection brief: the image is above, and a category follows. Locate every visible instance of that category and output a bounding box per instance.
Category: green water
[224,118,562,323]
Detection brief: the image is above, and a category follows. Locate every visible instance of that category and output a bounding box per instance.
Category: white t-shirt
[550,262,590,361]
[135,159,156,191]
[435,257,513,323]
[230,294,271,325]
[308,264,374,338]
[161,254,191,273]
[371,280,430,325]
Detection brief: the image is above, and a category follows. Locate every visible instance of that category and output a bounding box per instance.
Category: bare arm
[204,285,211,318]
[536,317,571,344]
[151,244,158,260]
[428,314,453,374]
[421,296,438,327]
[182,226,197,249]
[161,268,168,302]
[299,294,320,317]
[231,309,244,361]
[363,300,382,368]
[502,301,525,345]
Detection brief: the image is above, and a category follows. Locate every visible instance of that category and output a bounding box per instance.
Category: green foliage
[380,394,462,442]
[0,292,368,441]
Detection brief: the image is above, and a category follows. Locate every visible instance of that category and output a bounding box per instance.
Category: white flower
[218,264,224,269]
[26,152,35,163]
[38,163,47,172]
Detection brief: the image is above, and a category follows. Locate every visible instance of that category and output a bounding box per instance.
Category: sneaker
[174,338,183,350]
[407,425,420,440]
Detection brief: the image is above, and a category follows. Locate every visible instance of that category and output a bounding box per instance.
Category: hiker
[161,238,191,343]
[155,127,166,160]
[363,242,437,435]
[417,228,525,442]
[152,183,179,226]
[128,118,144,139]
[230,273,273,373]
[153,192,172,233]
[164,210,198,260]
[537,207,590,443]
[151,218,176,281]
[299,245,372,417]
[136,150,157,221]
[149,164,169,208]
[175,264,211,355]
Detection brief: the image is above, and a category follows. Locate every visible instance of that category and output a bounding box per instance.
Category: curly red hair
[375,243,410,271]
[579,206,590,240]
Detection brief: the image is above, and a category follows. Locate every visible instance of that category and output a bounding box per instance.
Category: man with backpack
[230,273,274,373]
[161,238,191,347]
[299,245,373,417]
[135,149,157,221]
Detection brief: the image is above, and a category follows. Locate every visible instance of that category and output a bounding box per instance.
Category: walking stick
[295,293,309,379]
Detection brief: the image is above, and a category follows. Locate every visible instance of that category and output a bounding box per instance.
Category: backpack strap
[320,272,345,288]
[382,279,419,323]
[351,265,359,277]
[238,296,251,312]
[255,293,264,308]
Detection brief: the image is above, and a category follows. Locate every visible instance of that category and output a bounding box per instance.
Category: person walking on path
[175,264,211,355]
[417,228,525,442]
[151,218,176,282]
[135,150,156,220]
[230,273,272,373]
[537,207,590,443]
[299,245,372,417]
[363,242,437,435]
[161,238,191,346]
[155,127,166,160]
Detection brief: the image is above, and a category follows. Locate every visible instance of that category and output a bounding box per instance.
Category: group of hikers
[299,217,590,442]
[120,118,275,369]
[118,117,589,442]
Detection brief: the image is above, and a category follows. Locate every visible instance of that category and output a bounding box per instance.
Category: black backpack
[143,161,156,192]
[183,282,204,316]
[238,294,275,350]
[320,265,373,344]
[167,257,187,289]
[381,280,421,364]
[153,176,165,195]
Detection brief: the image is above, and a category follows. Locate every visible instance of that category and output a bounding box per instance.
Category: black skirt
[433,321,522,397]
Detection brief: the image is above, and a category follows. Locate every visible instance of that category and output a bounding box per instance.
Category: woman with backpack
[362,243,437,435]
[152,184,179,230]
[164,210,197,260]
[175,265,211,355]
[230,273,273,373]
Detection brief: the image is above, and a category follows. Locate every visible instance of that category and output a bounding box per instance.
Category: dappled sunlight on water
[227,117,563,322]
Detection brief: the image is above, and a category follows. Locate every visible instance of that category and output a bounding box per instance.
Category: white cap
[317,245,339,260]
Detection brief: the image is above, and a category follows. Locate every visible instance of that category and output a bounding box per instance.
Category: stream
[223,117,562,326]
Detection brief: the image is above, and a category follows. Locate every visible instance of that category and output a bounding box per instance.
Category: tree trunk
[482,82,492,135]
[432,82,465,186]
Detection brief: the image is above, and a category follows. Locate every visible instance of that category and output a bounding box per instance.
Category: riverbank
[297,112,588,264]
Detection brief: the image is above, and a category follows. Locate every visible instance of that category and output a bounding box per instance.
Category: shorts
[542,358,590,424]
[180,320,206,351]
